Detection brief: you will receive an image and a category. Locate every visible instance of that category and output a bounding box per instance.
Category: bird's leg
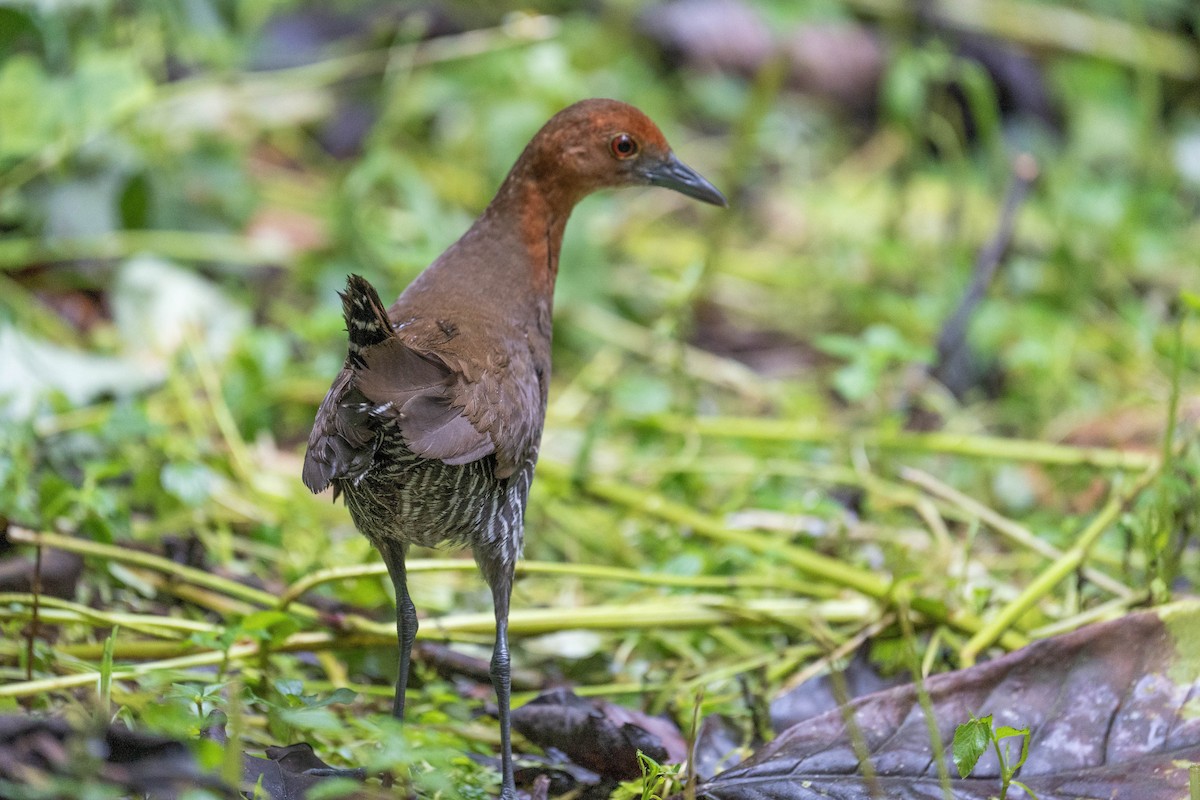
[488,569,516,800]
[379,540,417,720]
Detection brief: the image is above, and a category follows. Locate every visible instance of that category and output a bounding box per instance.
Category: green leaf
[813,333,861,359]
[612,374,673,416]
[952,715,993,778]
[111,256,250,361]
[276,705,342,733]
[72,49,154,131]
[0,325,158,419]
[0,7,38,58]
[160,462,221,507]
[305,687,358,709]
[994,725,1028,740]
[305,779,369,800]
[0,55,52,158]
[271,678,304,701]
[832,361,874,403]
[882,51,928,130]
[99,625,119,716]
[994,724,1032,775]
[118,172,152,228]
[141,698,204,738]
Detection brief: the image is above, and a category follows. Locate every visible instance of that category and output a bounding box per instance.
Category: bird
[302,98,726,798]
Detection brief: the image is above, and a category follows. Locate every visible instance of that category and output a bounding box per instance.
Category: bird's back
[303,275,534,567]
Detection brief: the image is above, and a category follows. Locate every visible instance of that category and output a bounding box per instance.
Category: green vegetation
[0,0,1197,796]
[953,714,1035,799]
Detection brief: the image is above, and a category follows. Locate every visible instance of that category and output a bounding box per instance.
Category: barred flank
[341,433,532,566]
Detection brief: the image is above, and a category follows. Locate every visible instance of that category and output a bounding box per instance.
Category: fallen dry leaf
[512,688,688,781]
[698,603,1200,800]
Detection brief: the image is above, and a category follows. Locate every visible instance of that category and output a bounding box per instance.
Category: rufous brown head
[518,98,727,207]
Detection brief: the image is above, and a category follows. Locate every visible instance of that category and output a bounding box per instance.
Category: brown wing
[356,340,495,466]
[381,304,548,481]
[303,335,501,496]
[445,343,544,479]
[301,370,371,493]
[302,275,497,495]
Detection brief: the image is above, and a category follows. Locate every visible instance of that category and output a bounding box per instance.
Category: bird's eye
[609,133,638,160]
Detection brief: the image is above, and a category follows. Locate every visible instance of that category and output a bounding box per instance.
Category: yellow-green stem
[649,415,1159,470]
[544,463,1025,651]
[960,466,1160,664]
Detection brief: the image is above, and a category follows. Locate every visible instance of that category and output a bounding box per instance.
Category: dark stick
[930,153,1039,395]
[27,543,42,682]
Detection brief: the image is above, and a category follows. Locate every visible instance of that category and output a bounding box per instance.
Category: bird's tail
[339,274,393,357]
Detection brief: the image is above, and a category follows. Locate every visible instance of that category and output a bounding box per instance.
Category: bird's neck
[404,160,581,329]
[482,160,583,295]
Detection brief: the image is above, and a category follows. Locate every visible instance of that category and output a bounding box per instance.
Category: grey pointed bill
[643,154,728,207]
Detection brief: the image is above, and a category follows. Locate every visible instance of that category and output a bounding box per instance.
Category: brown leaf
[770,646,909,733]
[242,741,369,800]
[698,604,1200,799]
[0,715,232,799]
[0,548,84,599]
[512,689,687,780]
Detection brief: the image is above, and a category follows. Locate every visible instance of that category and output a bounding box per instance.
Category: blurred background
[0,0,1198,795]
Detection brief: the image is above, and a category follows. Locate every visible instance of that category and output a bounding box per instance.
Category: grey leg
[489,572,516,800]
[379,540,417,720]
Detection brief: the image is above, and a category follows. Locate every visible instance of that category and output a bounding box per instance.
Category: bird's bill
[643,154,728,207]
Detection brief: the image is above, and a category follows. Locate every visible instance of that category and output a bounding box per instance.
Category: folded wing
[301,275,497,496]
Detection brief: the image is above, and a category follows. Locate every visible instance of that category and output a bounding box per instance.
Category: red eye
[610,133,638,159]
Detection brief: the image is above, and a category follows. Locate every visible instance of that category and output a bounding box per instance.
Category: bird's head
[519,98,727,208]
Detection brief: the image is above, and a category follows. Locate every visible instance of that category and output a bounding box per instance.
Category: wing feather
[303,274,545,495]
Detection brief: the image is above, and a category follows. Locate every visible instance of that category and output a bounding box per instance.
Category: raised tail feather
[302,275,392,494]
[341,274,394,358]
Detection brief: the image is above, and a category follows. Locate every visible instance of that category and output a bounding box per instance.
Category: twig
[11,527,796,652]
[959,464,1160,664]
[678,645,814,701]
[570,305,776,406]
[27,543,41,682]
[276,558,825,610]
[930,153,1038,394]
[647,414,1159,471]
[0,596,219,641]
[646,452,982,534]
[6,528,291,611]
[900,465,1136,599]
[0,231,286,273]
[896,590,953,798]
[1026,591,1149,640]
[779,613,896,693]
[188,336,256,486]
[0,597,868,698]
[538,462,1026,650]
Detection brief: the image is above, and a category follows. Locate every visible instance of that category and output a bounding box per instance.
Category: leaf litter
[695,603,1200,800]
